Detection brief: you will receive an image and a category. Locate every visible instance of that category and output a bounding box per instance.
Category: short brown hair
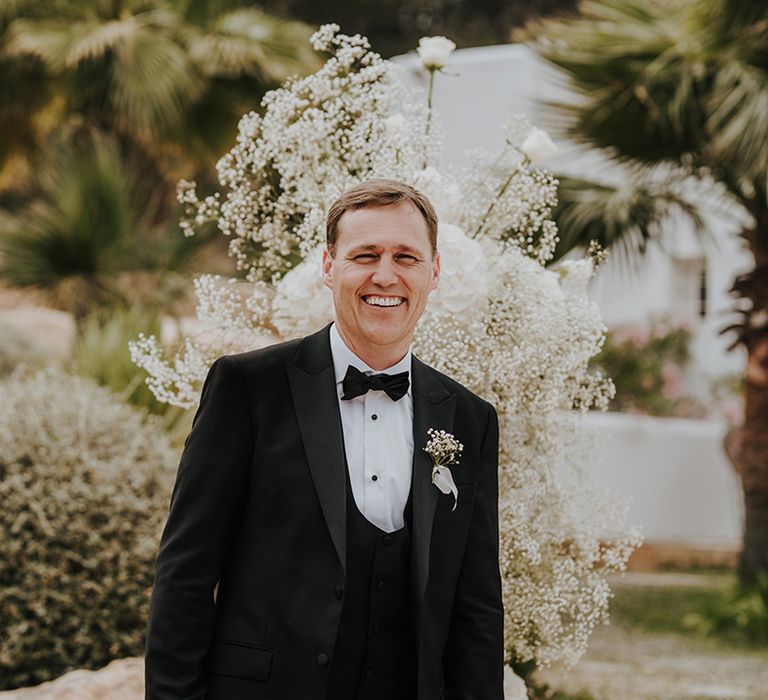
[326,179,438,256]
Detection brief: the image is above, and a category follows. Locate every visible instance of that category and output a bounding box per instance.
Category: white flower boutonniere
[424,428,463,511]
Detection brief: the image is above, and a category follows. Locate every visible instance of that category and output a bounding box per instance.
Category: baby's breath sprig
[424,428,464,466]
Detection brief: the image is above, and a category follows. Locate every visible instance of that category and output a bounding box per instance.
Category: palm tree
[1,0,318,186]
[527,0,768,585]
[0,0,318,312]
[0,131,203,319]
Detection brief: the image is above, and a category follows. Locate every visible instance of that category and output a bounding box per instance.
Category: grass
[609,573,768,651]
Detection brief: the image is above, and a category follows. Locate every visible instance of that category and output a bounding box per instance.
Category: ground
[532,573,768,700]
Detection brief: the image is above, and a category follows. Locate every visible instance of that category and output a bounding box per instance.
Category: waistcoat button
[377,579,385,590]
[383,535,393,546]
[316,652,329,667]
[334,585,344,600]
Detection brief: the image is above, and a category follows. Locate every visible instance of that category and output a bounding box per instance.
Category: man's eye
[397,254,417,261]
[354,254,377,260]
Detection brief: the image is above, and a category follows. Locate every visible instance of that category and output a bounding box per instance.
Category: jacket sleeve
[145,355,253,700]
[442,401,504,700]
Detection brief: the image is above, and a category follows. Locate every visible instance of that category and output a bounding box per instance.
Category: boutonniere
[424,428,463,511]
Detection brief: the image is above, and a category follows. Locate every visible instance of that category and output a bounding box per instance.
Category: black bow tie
[341,364,410,402]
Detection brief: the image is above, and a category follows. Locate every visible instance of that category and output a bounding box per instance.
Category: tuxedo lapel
[286,324,347,577]
[410,356,456,606]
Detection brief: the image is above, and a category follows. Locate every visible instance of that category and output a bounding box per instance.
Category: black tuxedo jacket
[145,324,503,700]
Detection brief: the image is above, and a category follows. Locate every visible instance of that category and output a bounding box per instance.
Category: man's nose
[370,257,399,286]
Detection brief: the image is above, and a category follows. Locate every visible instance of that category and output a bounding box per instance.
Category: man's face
[322,201,440,361]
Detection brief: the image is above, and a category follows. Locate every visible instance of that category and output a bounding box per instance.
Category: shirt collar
[329,322,412,396]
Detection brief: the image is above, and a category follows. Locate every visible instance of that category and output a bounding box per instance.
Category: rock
[0,658,144,700]
[0,307,76,360]
[504,665,530,699]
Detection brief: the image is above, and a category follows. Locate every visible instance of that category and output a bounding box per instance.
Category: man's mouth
[362,295,405,307]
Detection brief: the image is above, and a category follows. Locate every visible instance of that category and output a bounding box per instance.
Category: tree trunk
[729,358,768,585]
[725,218,768,586]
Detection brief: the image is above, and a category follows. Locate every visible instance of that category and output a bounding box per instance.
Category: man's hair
[326,179,438,256]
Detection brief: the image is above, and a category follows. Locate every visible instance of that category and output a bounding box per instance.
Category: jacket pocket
[207,639,273,680]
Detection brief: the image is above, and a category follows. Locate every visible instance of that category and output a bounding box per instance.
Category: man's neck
[334,324,410,371]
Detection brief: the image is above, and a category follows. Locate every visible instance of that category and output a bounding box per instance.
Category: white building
[395,44,747,559]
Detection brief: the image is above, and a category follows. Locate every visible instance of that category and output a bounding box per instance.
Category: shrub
[590,319,707,417]
[0,367,177,689]
[682,575,768,646]
[70,308,194,448]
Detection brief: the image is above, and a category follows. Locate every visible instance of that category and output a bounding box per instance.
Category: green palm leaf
[0,132,158,316]
[552,173,704,265]
[184,7,318,83]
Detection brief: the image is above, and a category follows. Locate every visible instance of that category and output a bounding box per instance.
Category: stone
[0,658,144,700]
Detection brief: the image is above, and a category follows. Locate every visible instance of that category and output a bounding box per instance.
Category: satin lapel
[410,356,456,605]
[286,325,347,577]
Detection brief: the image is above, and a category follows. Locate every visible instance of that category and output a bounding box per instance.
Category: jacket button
[365,667,374,678]
[316,652,329,667]
[377,579,385,590]
[334,585,344,600]
[382,535,393,546]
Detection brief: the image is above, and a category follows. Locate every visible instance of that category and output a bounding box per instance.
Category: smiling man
[145,179,504,700]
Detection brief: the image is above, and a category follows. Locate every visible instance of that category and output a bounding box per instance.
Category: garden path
[534,574,768,700]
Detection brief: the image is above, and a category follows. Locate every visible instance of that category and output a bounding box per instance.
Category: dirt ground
[534,574,768,700]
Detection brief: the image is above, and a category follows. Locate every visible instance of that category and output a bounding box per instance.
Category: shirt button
[371,474,378,481]
[316,652,329,667]
[334,585,344,600]
[371,413,378,420]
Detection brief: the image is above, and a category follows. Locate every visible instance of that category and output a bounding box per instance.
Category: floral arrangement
[131,25,640,671]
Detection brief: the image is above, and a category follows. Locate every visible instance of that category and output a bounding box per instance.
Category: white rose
[272,247,335,338]
[384,113,406,137]
[520,126,558,165]
[416,36,456,71]
[428,223,491,316]
[413,167,462,223]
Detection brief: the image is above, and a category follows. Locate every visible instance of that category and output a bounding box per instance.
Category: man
[145,179,504,700]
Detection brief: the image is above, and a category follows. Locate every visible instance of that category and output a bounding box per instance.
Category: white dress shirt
[329,323,414,533]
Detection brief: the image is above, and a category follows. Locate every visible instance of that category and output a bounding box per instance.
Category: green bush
[591,319,707,417]
[682,576,768,646]
[70,308,194,447]
[0,367,177,689]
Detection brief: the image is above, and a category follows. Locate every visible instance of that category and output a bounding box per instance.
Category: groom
[144,179,503,700]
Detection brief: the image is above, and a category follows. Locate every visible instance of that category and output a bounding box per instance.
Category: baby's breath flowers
[424,428,463,511]
[130,24,639,672]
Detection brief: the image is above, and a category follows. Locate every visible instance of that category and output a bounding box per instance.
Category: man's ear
[429,251,440,292]
[322,248,334,290]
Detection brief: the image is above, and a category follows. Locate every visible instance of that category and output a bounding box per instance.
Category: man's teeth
[364,296,404,307]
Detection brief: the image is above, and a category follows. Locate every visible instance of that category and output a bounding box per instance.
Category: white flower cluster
[130,25,639,670]
[424,428,464,466]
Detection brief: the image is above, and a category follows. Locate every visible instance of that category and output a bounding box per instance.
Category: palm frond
[185,7,319,83]
[0,133,152,290]
[111,12,201,136]
[527,0,710,164]
[551,173,705,265]
[708,60,768,184]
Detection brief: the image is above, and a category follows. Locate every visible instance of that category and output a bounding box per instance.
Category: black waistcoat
[325,454,417,700]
